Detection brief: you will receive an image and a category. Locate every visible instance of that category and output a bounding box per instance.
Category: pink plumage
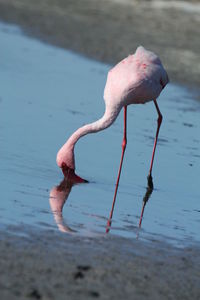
[57,46,169,227]
[57,46,168,178]
[104,46,168,106]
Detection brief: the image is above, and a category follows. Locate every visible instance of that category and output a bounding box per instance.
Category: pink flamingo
[57,46,169,221]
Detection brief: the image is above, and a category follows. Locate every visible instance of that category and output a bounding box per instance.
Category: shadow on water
[1,22,200,246]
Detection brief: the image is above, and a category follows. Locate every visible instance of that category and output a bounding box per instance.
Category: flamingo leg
[138,184,153,228]
[106,106,127,232]
[147,99,163,188]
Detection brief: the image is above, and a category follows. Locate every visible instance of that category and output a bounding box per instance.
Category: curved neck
[67,106,119,148]
[57,105,121,169]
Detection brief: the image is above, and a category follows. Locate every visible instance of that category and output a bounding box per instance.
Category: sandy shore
[1,226,200,300]
[0,0,199,87]
[0,1,200,299]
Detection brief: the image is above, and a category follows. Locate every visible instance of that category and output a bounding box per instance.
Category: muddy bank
[0,0,199,87]
[0,227,200,300]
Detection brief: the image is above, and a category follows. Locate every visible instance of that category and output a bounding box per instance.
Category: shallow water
[1,22,200,247]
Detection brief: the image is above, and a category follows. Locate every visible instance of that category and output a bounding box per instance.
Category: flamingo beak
[61,163,88,184]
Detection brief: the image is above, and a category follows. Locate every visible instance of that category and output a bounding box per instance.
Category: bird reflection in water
[138,184,153,228]
[106,183,153,234]
[50,172,153,235]
[49,167,88,233]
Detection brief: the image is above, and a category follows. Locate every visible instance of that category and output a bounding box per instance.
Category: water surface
[0,22,200,246]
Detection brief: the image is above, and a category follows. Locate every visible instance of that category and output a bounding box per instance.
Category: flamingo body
[56,46,169,175]
[104,46,168,108]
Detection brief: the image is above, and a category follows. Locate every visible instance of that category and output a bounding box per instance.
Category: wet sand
[1,227,200,300]
[0,1,200,299]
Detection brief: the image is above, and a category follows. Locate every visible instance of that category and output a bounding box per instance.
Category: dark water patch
[183,122,194,128]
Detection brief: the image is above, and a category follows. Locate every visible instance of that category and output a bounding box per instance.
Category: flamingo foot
[106,219,112,233]
[61,163,88,184]
[147,173,154,190]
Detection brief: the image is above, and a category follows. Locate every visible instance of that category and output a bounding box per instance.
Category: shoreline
[1,226,200,300]
[0,0,199,88]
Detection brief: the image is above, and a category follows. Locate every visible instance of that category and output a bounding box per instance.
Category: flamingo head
[56,145,87,183]
[56,145,75,169]
[61,163,88,184]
